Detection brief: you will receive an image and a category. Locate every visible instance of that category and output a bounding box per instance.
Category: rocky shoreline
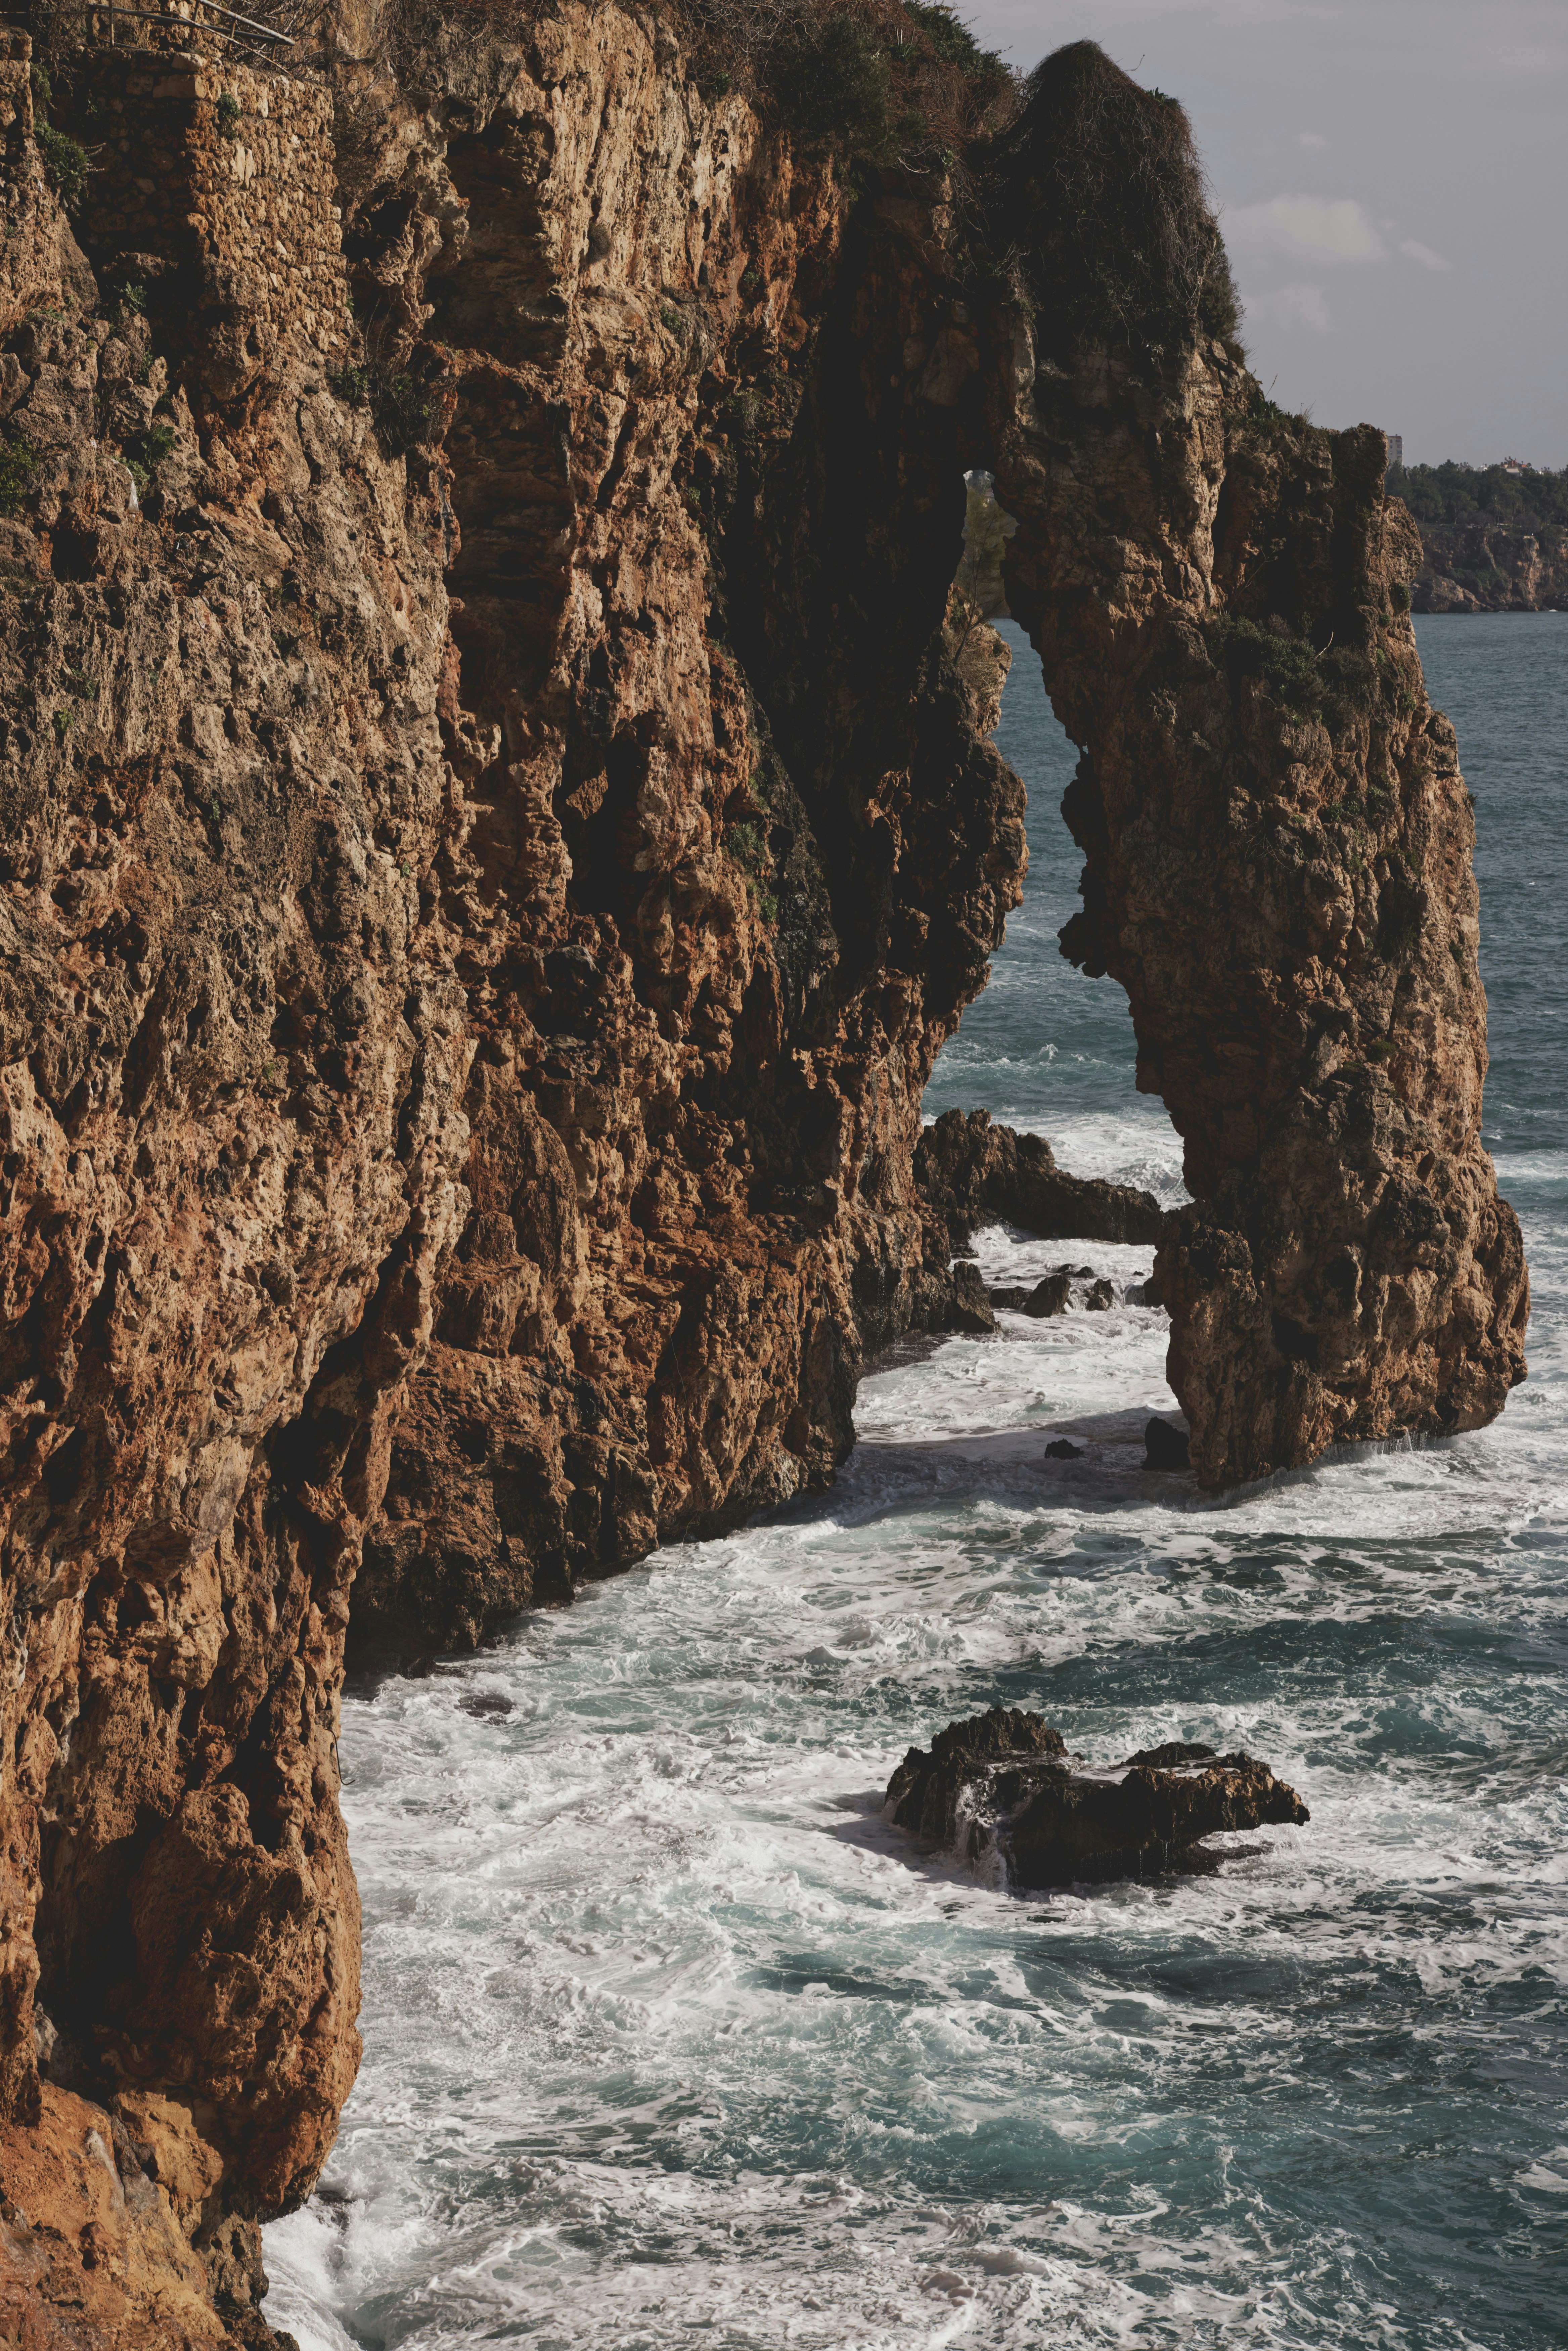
[0,7,1523,2340]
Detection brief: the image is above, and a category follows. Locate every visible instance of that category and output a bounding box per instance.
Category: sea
[264,611,1568,2349]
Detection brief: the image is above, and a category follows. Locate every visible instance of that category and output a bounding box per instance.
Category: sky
[962,0,1568,467]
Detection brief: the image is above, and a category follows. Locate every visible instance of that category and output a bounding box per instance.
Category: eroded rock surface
[886,1706,1309,1889]
[976,51,1526,1487]
[917,1105,1165,1248]
[0,9,1522,2339]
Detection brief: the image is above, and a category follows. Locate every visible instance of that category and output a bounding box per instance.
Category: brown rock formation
[975,49,1526,1487]
[885,1705,1310,1889]
[1410,520,1568,614]
[0,9,1525,2338]
[916,1105,1166,1247]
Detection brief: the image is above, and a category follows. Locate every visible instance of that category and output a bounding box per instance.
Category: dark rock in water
[988,1285,1031,1309]
[461,1690,516,1720]
[885,1706,1309,1890]
[1044,1438,1084,1460]
[1130,1271,1163,1307]
[1085,1278,1115,1312]
[916,1108,1167,1248]
[1144,1416,1191,1470]
[946,1262,997,1334]
[1021,1272,1071,1318]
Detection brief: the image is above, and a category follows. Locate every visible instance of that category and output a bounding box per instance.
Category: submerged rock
[885,1706,1308,1890]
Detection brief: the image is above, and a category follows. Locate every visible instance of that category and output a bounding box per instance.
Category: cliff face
[975,207,1527,1482]
[340,9,1027,1651]
[0,9,1524,2340]
[1410,519,1568,613]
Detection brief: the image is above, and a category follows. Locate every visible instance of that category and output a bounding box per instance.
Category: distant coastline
[1389,460,1568,613]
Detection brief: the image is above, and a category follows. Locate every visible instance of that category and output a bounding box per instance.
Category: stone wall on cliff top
[0,8,1525,2341]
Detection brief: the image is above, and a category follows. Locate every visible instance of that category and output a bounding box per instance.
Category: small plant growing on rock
[371,368,431,455]
[660,303,685,338]
[120,282,147,316]
[216,93,241,138]
[52,708,72,743]
[1206,613,1323,719]
[37,123,90,214]
[0,432,38,514]
[727,818,777,921]
[329,362,369,406]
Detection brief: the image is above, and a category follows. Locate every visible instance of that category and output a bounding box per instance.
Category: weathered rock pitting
[885,1706,1310,1890]
[0,7,1522,2339]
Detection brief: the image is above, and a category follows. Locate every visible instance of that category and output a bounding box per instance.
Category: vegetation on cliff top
[995,39,1241,360]
[1390,460,1568,539]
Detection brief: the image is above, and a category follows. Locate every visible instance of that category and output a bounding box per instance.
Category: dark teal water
[267,615,1568,2349]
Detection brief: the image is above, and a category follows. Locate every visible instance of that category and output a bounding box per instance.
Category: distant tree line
[1390,461,1568,538]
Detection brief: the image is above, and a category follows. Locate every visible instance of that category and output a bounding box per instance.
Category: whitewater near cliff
[262,615,1568,2351]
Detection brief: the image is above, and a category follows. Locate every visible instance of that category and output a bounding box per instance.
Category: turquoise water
[266,615,1568,2348]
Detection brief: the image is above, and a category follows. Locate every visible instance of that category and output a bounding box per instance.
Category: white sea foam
[265,614,1568,2351]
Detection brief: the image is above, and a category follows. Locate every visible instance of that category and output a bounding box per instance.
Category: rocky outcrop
[0,34,466,2337]
[0,9,1524,2339]
[1410,521,1568,613]
[885,1706,1309,1889]
[974,50,1526,1488]
[952,469,1013,617]
[917,1105,1166,1247]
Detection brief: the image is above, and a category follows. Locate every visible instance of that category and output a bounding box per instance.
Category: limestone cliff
[1411,520,1568,613]
[0,8,1525,2340]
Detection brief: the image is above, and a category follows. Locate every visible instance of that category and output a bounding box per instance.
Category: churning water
[265,614,1568,2349]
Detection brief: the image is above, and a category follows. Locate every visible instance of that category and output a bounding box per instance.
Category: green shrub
[126,422,176,482]
[1005,42,1236,353]
[121,281,147,316]
[770,12,892,164]
[902,2,1011,103]
[727,817,777,919]
[29,63,51,108]
[330,356,433,453]
[329,362,369,406]
[216,93,241,137]
[372,369,431,453]
[1207,613,1323,717]
[1389,580,1412,612]
[0,433,38,515]
[660,303,685,338]
[37,123,90,214]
